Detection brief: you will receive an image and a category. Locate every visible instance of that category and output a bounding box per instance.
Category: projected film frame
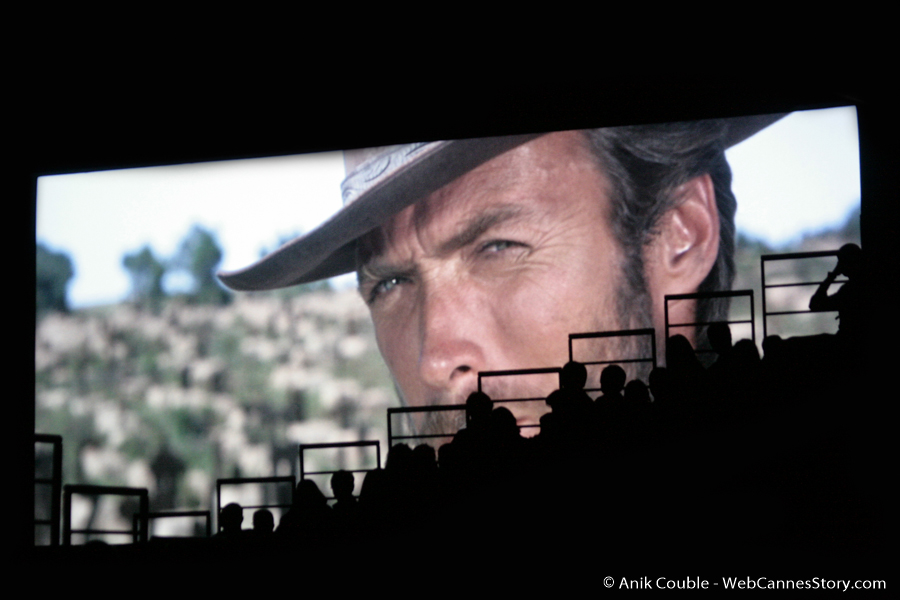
[761,250,843,339]
[215,476,295,533]
[299,441,381,501]
[664,290,756,355]
[568,329,657,390]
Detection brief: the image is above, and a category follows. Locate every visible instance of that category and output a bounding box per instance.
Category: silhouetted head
[465,391,493,427]
[545,388,569,412]
[386,443,413,472]
[359,468,386,504]
[600,364,627,395]
[437,442,458,471]
[666,334,698,372]
[220,502,243,533]
[252,508,274,533]
[624,379,651,404]
[331,470,355,500]
[762,335,784,360]
[561,361,588,390]
[490,406,520,440]
[733,338,760,365]
[837,243,862,278]
[295,479,327,509]
[412,443,437,471]
[707,322,733,354]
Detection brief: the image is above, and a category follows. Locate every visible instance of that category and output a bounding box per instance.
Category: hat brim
[218,114,787,291]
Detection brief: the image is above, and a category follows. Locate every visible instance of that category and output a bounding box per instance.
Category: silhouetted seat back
[63,484,149,545]
[568,328,657,388]
[665,290,755,360]
[478,367,562,436]
[34,434,62,546]
[299,441,381,502]
[135,509,212,539]
[388,404,468,449]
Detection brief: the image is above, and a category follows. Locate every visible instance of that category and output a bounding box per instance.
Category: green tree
[173,225,231,305]
[123,245,166,311]
[36,243,74,318]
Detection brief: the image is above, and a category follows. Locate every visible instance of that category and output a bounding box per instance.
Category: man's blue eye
[377,278,399,293]
[483,240,513,252]
[369,277,403,303]
[481,240,523,254]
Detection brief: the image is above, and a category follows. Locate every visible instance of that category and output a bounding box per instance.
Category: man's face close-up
[357,131,640,432]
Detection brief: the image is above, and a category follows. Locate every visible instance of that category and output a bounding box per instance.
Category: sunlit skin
[357,132,632,433]
[358,130,719,438]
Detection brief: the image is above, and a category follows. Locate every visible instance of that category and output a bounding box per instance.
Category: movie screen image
[35,106,861,543]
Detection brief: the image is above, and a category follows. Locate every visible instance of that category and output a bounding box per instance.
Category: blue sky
[36,106,860,309]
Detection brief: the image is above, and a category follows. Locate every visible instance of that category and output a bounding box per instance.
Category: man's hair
[583,121,736,358]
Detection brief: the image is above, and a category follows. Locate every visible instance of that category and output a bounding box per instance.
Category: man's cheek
[371,319,405,376]
[373,322,423,400]
[500,271,574,327]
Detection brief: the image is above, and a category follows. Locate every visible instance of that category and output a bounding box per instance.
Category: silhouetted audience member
[465,391,493,432]
[809,243,863,341]
[594,363,625,410]
[252,508,274,535]
[731,338,762,392]
[454,392,494,474]
[215,502,245,541]
[706,322,736,396]
[648,366,674,405]
[330,470,360,533]
[598,364,627,402]
[358,468,389,533]
[624,379,651,404]
[761,335,795,397]
[277,479,332,540]
[559,360,594,428]
[330,470,355,504]
[666,334,709,405]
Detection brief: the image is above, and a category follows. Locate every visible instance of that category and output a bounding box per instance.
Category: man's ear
[645,174,719,348]
[647,173,719,294]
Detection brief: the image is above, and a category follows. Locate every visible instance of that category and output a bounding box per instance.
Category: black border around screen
[20,76,896,559]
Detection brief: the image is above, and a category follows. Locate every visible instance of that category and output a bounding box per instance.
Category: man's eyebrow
[436,205,530,256]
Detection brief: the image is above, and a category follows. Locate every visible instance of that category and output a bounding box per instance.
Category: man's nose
[417,282,486,398]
